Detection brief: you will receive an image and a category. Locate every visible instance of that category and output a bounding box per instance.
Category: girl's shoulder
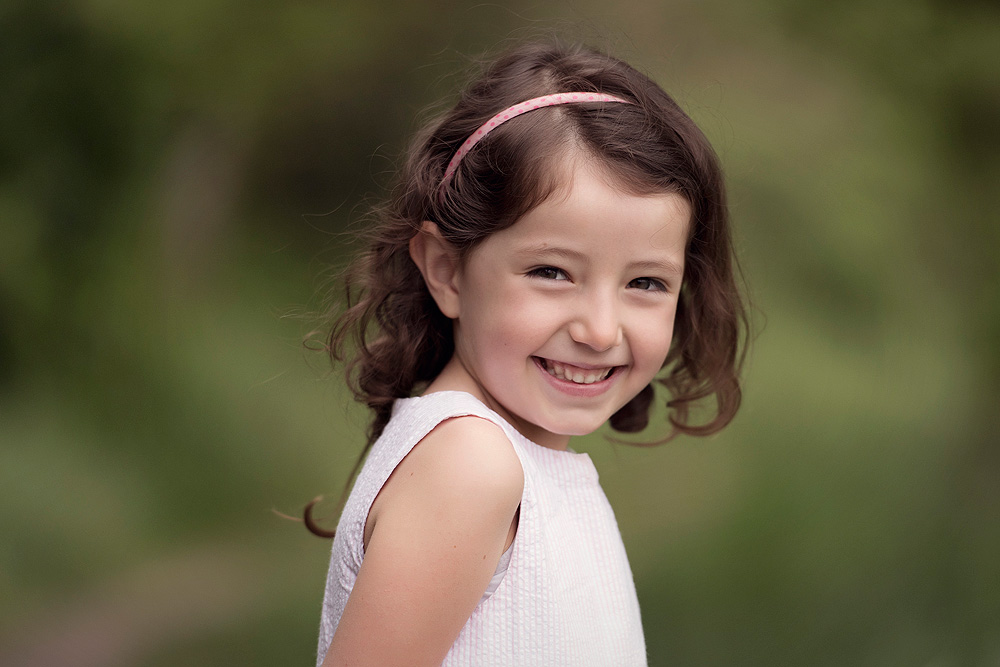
[387,390,526,480]
[391,413,524,508]
[366,397,525,552]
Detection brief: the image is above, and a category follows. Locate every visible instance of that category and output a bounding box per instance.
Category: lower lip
[533,357,620,398]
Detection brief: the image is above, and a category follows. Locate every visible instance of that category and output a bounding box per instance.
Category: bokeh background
[2,1,998,665]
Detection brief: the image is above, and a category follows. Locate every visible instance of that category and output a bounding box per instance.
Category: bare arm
[322,416,523,667]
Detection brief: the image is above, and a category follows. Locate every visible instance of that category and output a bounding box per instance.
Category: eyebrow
[628,258,685,278]
[517,245,587,262]
[516,244,684,278]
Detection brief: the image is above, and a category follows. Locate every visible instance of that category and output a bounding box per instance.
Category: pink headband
[438,92,631,198]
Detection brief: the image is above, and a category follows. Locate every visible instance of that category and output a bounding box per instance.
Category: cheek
[463,291,536,354]
[476,282,555,335]
[634,313,677,366]
[644,332,674,365]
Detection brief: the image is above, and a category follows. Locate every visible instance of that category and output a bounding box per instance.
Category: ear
[409,221,461,319]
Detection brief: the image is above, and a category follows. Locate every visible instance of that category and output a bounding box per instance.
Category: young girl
[310,41,746,666]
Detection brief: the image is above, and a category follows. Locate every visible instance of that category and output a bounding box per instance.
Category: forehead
[475,155,691,269]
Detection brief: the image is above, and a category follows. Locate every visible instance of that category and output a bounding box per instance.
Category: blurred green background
[2,0,998,665]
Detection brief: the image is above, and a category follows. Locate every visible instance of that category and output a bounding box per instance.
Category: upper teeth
[544,360,613,384]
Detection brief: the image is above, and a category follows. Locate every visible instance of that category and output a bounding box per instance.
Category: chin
[544,414,615,439]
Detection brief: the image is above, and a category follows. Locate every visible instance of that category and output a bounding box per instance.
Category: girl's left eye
[529,266,569,281]
[628,277,667,292]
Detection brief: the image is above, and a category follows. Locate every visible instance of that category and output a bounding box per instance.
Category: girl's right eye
[528,266,568,281]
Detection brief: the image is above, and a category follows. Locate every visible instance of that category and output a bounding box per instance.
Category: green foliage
[1,0,998,665]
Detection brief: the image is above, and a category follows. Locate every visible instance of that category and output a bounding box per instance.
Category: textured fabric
[316,391,647,666]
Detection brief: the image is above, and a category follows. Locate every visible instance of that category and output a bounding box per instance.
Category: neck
[423,357,572,451]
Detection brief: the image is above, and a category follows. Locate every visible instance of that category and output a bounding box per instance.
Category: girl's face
[445,157,690,449]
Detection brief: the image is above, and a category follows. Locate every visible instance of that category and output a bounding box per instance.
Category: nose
[568,290,623,352]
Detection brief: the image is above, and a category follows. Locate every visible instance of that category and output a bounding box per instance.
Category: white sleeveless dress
[316,391,647,666]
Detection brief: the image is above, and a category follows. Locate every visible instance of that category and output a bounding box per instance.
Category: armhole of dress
[479,503,519,605]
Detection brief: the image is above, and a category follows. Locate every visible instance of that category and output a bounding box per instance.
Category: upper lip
[534,357,624,371]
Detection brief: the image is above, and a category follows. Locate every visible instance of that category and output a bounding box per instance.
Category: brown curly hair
[305,41,748,536]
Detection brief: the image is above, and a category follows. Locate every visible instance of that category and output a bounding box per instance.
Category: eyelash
[628,277,668,292]
[528,267,669,292]
[528,266,569,281]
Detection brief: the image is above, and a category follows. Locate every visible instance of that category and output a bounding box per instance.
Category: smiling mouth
[536,358,618,385]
